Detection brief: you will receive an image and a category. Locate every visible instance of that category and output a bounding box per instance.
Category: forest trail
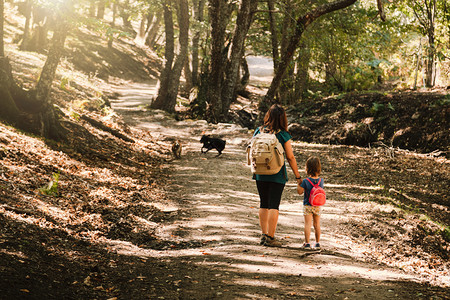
[109,86,449,299]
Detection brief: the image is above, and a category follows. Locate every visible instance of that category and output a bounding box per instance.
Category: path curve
[110,93,448,298]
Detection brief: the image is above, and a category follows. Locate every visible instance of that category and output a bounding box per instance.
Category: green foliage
[370,102,395,114]
[39,172,60,196]
[60,76,71,90]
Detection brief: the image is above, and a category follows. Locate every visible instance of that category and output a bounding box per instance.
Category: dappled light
[1,0,449,297]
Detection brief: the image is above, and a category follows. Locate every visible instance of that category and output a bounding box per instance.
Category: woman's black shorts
[256,181,285,210]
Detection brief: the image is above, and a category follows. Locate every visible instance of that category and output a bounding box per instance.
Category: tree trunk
[259,0,357,115]
[151,0,189,113]
[240,56,250,87]
[96,0,106,19]
[145,12,161,48]
[220,0,258,119]
[0,58,21,125]
[206,0,230,122]
[191,0,205,86]
[1,2,70,140]
[112,2,117,27]
[19,0,32,51]
[294,40,310,101]
[267,0,279,73]
[424,0,436,87]
[277,0,295,104]
[27,9,50,52]
[183,57,193,96]
[35,19,69,140]
[0,0,4,57]
[152,0,175,111]
[120,0,136,36]
[166,0,189,109]
[89,0,96,17]
[138,13,150,41]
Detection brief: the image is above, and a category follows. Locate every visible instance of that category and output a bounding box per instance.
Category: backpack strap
[306,178,321,187]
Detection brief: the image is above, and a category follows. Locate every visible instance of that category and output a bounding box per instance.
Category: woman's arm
[284,140,301,184]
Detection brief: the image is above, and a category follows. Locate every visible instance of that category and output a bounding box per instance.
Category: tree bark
[152,0,189,113]
[145,12,162,48]
[152,0,175,111]
[26,7,50,52]
[96,0,106,19]
[19,0,32,51]
[35,19,70,140]
[206,0,230,122]
[119,0,136,36]
[424,0,436,87]
[88,0,96,17]
[166,0,189,109]
[259,0,357,114]
[267,0,279,72]
[294,40,311,101]
[220,0,258,118]
[191,0,205,86]
[0,15,69,140]
[0,0,4,57]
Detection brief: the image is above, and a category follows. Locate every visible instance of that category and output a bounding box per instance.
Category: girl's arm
[284,140,301,184]
[297,184,304,195]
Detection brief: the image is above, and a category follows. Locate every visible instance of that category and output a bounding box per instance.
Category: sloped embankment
[287,91,449,157]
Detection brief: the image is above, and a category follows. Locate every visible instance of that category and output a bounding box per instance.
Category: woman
[253,104,302,247]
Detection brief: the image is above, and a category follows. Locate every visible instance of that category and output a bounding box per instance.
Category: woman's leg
[313,214,321,243]
[259,208,269,234]
[256,181,270,235]
[267,209,279,237]
[266,182,284,238]
[304,214,313,244]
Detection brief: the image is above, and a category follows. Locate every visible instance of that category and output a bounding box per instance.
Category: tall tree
[259,0,358,114]
[191,0,206,86]
[206,0,258,122]
[0,0,4,57]
[219,0,258,118]
[0,0,72,140]
[151,0,189,112]
[409,0,438,87]
[206,0,232,122]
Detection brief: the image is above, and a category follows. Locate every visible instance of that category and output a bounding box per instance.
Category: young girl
[297,156,324,250]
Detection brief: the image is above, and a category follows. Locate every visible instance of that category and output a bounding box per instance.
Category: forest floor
[1,83,449,299]
[1,4,449,298]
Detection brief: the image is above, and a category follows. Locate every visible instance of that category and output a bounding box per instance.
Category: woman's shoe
[264,235,282,247]
[314,243,321,250]
[260,234,268,245]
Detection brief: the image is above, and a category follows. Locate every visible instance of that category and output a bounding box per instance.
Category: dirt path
[109,92,449,299]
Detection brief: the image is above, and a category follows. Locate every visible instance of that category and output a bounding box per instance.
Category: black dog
[200,135,226,156]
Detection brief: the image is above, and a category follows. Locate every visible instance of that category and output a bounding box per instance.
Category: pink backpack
[306,178,326,206]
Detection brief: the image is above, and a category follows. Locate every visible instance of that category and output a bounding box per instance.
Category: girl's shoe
[260,234,268,245]
[302,243,311,249]
[314,243,321,250]
[264,236,282,247]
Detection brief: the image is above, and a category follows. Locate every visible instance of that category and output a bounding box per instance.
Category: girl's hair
[306,157,321,177]
[263,104,288,132]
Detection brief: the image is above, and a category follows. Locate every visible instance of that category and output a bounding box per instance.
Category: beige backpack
[247,130,285,175]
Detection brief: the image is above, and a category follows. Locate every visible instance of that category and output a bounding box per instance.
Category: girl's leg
[313,214,321,243]
[304,214,313,244]
[259,208,269,234]
[267,209,279,238]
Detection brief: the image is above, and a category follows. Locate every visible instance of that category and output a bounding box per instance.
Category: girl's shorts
[303,205,321,216]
